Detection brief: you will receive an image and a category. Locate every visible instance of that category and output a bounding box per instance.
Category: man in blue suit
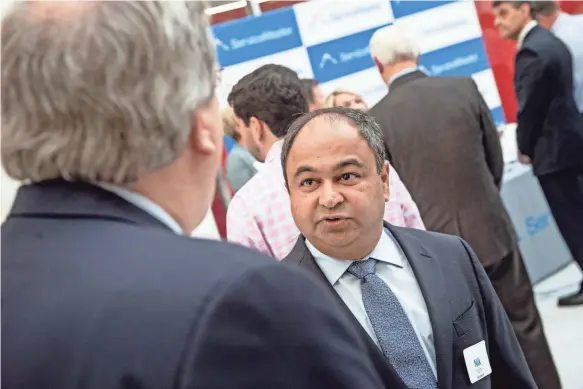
[0,2,393,388]
[494,0,583,308]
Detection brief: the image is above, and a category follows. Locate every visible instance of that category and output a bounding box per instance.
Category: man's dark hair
[301,78,319,104]
[227,64,309,138]
[492,1,536,18]
[530,1,559,17]
[281,107,387,190]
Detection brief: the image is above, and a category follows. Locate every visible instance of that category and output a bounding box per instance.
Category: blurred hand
[518,153,531,165]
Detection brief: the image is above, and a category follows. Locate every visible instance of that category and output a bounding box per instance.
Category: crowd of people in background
[2,1,582,389]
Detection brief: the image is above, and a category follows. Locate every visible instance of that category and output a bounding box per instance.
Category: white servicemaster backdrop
[212,0,506,127]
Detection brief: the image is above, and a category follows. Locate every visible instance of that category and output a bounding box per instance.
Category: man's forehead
[297,115,360,140]
[288,116,371,162]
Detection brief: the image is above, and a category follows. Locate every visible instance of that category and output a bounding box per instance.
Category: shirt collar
[517,20,538,49]
[389,66,421,86]
[307,228,404,285]
[265,139,284,164]
[98,183,184,235]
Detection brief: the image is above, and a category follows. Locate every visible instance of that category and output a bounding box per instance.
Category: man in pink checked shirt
[226,64,424,260]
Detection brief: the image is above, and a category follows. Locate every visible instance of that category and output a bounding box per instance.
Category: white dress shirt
[517,20,538,49]
[306,230,437,378]
[98,183,183,235]
[552,12,583,113]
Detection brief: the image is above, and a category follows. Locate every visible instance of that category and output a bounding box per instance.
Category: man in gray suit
[368,25,559,389]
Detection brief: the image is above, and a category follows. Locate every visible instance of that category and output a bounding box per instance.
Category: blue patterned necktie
[348,258,437,389]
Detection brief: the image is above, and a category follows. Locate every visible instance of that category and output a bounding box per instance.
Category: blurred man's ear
[373,57,384,74]
[190,98,220,156]
[381,160,390,202]
[248,116,263,145]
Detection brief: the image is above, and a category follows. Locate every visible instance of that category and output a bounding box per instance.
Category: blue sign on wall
[389,0,457,19]
[307,25,389,83]
[212,7,303,67]
[420,38,490,78]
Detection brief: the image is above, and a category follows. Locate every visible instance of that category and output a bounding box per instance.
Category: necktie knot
[347,258,377,280]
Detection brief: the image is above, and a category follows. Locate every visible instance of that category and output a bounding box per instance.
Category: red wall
[475,0,583,123]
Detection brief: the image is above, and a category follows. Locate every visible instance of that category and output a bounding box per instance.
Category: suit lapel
[388,224,453,389]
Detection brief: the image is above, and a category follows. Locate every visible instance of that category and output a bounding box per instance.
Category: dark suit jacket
[282,223,536,389]
[1,180,389,389]
[515,25,583,176]
[369,71,516,266]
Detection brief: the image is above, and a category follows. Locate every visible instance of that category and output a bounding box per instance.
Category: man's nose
[318,182,343,209]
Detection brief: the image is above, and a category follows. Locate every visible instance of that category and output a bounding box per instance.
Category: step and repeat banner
[212,0,506,128]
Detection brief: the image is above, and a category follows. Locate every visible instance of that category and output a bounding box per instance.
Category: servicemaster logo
[429,54,479,75]
[212,7,302,67]
[319,53,338,69]
[215,38,230,51]
[339,47,370,62]
[229,27,294,50]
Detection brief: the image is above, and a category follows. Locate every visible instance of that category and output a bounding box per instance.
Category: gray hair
[369,25,420,66]
[281,107,387,190]
[1,1,216,184]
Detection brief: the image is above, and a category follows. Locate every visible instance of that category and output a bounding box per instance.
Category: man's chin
[313,230,357,247]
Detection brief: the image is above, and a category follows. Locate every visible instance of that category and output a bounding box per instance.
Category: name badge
[463,340,492,384]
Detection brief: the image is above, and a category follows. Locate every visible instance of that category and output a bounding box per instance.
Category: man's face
[309,86,325,112]
[234,115,263,161]
[493,2,531,40]
[286,116,389,260]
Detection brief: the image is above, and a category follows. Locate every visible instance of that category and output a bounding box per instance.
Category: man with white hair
[0,2,393,388]
[368,25,560,389]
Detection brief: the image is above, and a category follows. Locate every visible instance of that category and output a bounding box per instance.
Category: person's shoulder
[125,227,274,272]
[391,225,469,261]
[427,75,476,91]
[230,161,283,205]
[369,93,391,115]
[523,25,563,53]
[392,225,459,245]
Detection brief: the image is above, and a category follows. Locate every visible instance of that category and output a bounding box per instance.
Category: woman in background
[222,107,260,193]
[325,89,368,111]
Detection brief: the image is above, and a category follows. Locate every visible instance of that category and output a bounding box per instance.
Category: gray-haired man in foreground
[1,2,389,388]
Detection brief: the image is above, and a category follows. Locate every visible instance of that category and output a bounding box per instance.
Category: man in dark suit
[493,0,583,307]
[0,2,393,388]
[367,24,559,389]
[281,107,537,389]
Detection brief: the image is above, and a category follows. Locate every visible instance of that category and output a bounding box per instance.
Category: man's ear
[248,116,264,144]
[190,101,220,156]
[381,160,390,202]
[373,57,384,74]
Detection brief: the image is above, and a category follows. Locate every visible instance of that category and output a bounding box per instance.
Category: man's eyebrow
[293,165,314,179]
[293,158,365,179]
[336,158,364,169]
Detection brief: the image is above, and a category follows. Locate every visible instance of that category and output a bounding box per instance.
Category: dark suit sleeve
[515,49,548,157]
[472,79,504,188]
[459,238,537,389]
[185,263,386,389]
